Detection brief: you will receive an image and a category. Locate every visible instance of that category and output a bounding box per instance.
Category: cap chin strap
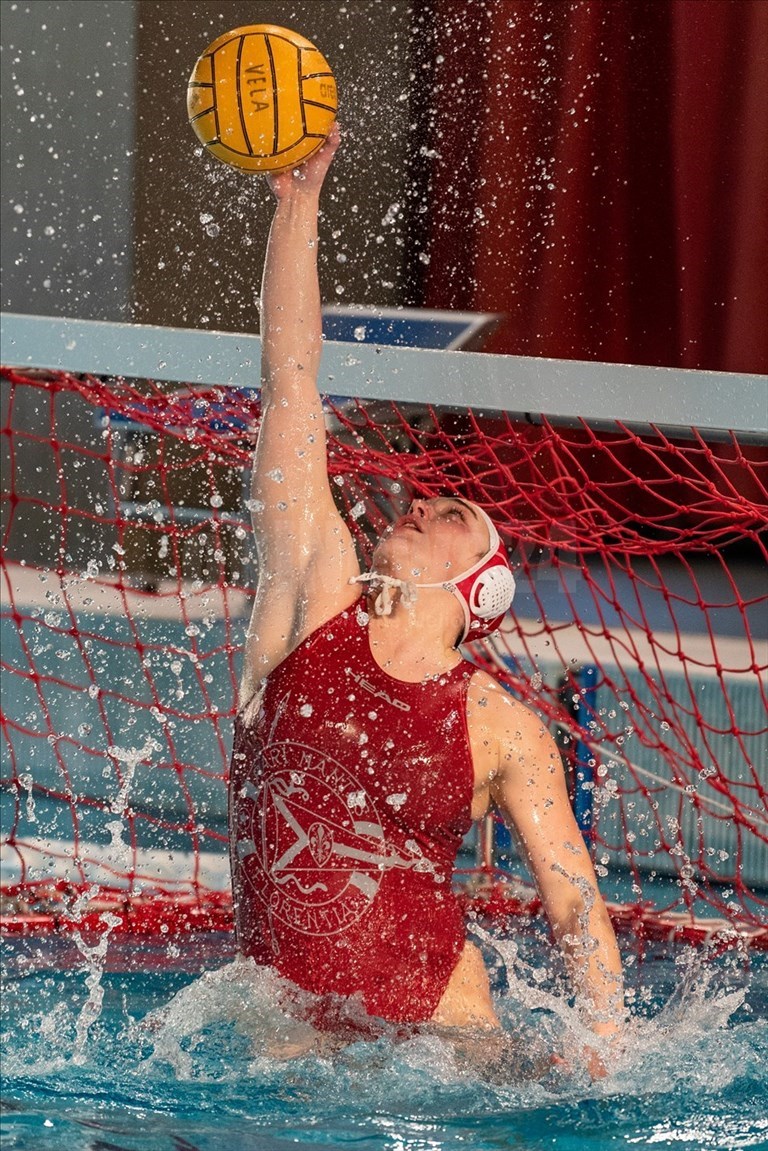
[349,572,417,618]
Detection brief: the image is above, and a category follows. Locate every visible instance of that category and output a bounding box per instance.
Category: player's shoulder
[467,666,550,738]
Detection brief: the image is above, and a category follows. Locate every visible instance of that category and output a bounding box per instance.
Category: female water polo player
[228,126,625,1075]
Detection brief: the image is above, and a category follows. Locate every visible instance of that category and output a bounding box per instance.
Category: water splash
[117,938,758,1098]
[2,935,765,1150]
[135,957,326,1078]
[71,910,124,1064]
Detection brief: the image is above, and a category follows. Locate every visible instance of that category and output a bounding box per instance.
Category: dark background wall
[415,0,768,374]
[3,0,766,371]
[1,0,137,320]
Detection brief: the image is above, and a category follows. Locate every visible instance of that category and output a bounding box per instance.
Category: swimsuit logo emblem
[235,741,421,937]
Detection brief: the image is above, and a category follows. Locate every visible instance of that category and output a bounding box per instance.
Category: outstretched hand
[267,123,341,200]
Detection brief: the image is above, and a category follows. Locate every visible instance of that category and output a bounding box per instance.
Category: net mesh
[2,367,766,947]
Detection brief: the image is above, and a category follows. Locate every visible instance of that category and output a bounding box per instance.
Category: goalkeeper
[228,127,624,1077]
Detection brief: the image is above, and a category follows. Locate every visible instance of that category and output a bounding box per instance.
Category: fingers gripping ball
[187,24,337,173]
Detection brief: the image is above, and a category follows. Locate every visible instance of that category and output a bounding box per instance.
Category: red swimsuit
[229,600,477,1025]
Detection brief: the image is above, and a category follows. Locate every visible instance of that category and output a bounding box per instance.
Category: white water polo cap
[420,504,516,643]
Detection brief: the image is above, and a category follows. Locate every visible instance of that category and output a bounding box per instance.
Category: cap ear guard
[466,559,517,620]
[449,542,516,642]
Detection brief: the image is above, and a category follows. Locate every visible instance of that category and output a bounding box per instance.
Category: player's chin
[371,533,417,571]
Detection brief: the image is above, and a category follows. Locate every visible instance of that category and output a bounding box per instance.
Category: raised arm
[242,127,359,700]
[483,683,625,1073]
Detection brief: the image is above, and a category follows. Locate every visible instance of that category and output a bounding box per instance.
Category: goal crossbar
[2,312,765,438]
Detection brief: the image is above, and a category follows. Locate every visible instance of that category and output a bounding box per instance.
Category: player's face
[372,497,490,582]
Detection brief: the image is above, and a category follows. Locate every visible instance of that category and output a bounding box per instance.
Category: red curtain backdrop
[417,0,768,373]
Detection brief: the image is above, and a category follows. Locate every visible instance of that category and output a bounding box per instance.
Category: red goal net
[2,366,766,948]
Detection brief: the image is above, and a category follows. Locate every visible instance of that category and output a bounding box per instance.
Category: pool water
[1,926,766,1151]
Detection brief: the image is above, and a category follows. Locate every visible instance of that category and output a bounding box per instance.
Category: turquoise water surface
[2,924,766,1151]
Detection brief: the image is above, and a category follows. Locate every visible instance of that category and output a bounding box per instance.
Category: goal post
[2,312,766,948]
